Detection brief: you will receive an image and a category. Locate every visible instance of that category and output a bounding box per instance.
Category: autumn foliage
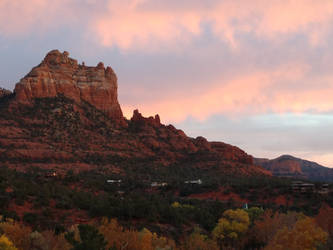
[98,218,175,250]
[212,208,250,248]
[265,217,328,250]
[0,206,331,250]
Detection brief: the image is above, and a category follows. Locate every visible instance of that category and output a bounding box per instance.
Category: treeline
[0,206,332,249]
[0,165,332,232]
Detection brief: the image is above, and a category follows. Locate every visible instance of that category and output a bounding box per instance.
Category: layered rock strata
[13,50,123,121]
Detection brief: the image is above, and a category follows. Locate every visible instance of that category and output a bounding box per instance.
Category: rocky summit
[0,50,270,178]
[13,50,123,121]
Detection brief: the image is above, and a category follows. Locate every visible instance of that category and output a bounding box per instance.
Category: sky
[1,0,333,167]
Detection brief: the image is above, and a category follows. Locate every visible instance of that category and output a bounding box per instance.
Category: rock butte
[13,50,123,121]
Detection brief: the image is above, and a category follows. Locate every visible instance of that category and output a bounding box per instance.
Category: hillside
[0,50,269,179]
[254,155,333,182]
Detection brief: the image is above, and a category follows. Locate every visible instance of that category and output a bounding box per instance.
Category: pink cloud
[2,0,333,49]
[0,0,95,37]
[0,0,63,36]
[93,0,333,50]
[122,62,333,123]
[94,1,203,50]
[2,0,333,126]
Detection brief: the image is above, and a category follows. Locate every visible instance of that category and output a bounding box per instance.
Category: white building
[185,179,202,185]
[107,179,122,183]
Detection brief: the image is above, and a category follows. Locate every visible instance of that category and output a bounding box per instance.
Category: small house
[292,181,315,193]
[318,184,330,195]
[151,182,168,187]
[107,179,122,184]
[185,179,202,185]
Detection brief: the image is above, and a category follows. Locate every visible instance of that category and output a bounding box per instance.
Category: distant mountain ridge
[254,155,333,182]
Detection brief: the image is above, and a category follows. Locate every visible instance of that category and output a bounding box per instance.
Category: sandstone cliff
[13,50,123,121]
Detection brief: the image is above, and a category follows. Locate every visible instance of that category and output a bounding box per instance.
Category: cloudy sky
[1,0,333,167]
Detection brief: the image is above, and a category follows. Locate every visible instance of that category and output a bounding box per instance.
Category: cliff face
[0,50,270,178]
[13,50,123,121]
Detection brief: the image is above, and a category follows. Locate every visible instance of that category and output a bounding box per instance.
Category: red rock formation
[0,50,270,178]
[13,50,123,121]
[131,109,161,127]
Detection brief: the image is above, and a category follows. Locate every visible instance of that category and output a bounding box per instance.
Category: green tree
[246,207,264,224]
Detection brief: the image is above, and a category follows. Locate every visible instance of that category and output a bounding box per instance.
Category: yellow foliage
[0,220,71,250]
[99,218,132,249]
[0,235,18,250]
[265,217,328,250]
[213,209,250,242]
[0,221,31,249]
[171,202,194,210]
[171,202,181,208]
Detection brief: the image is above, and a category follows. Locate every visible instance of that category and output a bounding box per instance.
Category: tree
[212,209,250,248]
[0,221,31,249]
[98,218,137,249]
[315,204,333,249]
[251,210,302,247]
[265,217,328,250]
[316,204,333,236]
[0,235,17,250]
[30,231,48,250]
[138,228,153,250]
[41,231,71,250]
[246,207,264,225]
[98,218,175,250]
[180,228,218,250]
[65,224,107,250]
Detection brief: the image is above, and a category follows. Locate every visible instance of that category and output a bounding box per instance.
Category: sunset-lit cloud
[122,62,333,123]
[0,0,69,36]
[1,1,333,166]
[92,0,333,50]
[2,0,333,49]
